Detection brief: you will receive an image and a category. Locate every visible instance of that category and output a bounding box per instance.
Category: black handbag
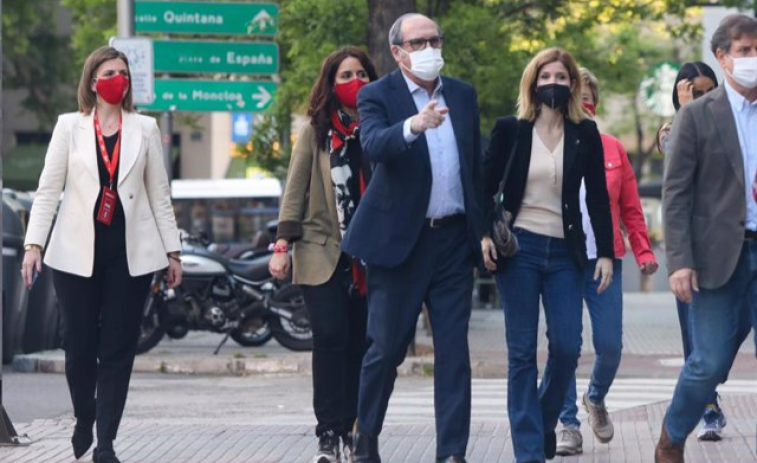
[491,128,519,257]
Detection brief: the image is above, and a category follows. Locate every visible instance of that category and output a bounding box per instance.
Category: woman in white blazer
[21,46,182,463]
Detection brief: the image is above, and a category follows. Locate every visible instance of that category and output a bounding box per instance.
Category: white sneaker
[555,427,583,456]
[582,392,614,443]
[312,431,341,463]
[697,403,726,442]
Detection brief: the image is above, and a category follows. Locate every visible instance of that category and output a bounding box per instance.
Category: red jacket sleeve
[616,139,656,266]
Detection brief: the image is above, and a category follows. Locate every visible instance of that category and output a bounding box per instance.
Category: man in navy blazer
[341,13,483,463]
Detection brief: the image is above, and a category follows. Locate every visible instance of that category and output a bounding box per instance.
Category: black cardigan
[482,116,614,269]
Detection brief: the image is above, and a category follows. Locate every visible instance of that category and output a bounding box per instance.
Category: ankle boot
[352,431,380,463]
[71,421,94,459]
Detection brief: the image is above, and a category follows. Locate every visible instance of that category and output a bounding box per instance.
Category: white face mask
[727,55,757,89]
[400,46,444,82]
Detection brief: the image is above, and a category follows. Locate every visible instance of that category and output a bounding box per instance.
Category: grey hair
[710,14,757,56]
[579,67,600,105]
[388,13,443,47]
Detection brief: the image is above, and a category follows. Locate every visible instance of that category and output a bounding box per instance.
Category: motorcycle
[136,233,312,355]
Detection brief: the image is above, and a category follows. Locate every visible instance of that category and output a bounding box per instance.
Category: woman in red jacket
[554,67,659,456]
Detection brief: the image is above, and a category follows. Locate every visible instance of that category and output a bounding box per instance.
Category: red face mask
[582,102,597,116]
[334,78,368,109]
[96,74,130,105]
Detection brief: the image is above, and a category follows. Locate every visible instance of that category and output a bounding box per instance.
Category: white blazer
[24,110,182,277]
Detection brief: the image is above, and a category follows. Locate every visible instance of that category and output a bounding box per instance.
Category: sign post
[141,80,277,112]
[135,1,279,35]
[109,37,155,105]
[153,40,279,75]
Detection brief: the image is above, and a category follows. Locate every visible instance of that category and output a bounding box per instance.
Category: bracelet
[168,254,182,263]
[270,243,289,253]
[24,244,42,252]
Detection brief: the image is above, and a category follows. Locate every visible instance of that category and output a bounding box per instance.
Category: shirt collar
[401,70,443,97]
[724,79,757,113]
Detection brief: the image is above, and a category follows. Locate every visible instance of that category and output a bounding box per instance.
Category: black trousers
[300,255,368,438]
[53,253,152,444]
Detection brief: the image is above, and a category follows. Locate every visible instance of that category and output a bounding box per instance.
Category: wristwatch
[24,244,42,251]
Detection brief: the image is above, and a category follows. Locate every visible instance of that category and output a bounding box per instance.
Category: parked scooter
[136,233,312,355]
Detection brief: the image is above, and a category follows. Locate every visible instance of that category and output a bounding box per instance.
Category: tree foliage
[2,0,77,126]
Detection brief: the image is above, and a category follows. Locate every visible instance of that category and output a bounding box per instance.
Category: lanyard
[94,111,122,189]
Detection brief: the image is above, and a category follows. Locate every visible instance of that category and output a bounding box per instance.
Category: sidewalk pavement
[13,292,754,378]
[3,394,756,462]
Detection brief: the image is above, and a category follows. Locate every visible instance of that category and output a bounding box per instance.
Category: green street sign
[135,1,279,36]
[140,79,277,112]
[153,40,279,75]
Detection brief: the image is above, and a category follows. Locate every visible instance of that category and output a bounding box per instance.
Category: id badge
[96,187,118,225]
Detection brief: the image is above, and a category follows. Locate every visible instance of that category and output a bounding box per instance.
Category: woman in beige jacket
[269,46,377,463]
[21,46,182,463]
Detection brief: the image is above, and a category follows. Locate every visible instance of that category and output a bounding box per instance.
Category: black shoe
[93,448,121,463]
[544,429,557,460]
[71,423,94,459]
[436,456,468,463]
[353,432,380,463]
[314,430,341,463]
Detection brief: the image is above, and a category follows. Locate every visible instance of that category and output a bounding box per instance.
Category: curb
[12,350,444,377]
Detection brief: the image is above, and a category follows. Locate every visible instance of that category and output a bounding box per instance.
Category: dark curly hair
[307,46,378,150]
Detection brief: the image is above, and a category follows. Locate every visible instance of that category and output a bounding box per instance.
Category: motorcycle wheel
[230,316,273,347]
[270,284,313,352]
[136,295,165,355]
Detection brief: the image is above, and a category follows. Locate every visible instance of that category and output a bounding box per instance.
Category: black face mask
[535,83,572,110]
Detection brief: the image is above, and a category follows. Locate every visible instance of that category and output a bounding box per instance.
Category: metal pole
[118,0,173,178]
[117,0,135,37]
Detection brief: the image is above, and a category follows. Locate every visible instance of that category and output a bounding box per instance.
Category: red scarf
[329,110,367,297]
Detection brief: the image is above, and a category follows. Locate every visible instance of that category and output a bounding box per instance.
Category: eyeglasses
[399,35,444,51]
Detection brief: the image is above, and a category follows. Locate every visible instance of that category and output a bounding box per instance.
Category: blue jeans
[559,258,623,428]
[665,241,757,443]
[495,228,583,463]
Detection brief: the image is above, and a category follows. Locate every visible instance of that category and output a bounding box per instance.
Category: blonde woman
[481,48,613,463]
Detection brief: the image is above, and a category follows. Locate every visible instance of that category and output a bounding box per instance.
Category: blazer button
[608,162,613,167]
[568,224,574,230]
[740,220,746,226]
[564,204,569,210]
[129,194,134,199]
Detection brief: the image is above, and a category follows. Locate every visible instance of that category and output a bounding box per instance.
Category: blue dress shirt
[400,73,465,219]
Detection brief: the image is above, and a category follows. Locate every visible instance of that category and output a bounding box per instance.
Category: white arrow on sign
[252,86,272,109]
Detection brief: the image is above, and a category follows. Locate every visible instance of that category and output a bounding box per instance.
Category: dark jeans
[358,220,474,458]
[301,255,368,438]
[53,256,152,445]
[495,228,583,463]
[665,241,757,443]
[560,258,623,428]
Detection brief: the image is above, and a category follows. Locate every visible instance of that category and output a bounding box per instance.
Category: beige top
[513,126,565,238]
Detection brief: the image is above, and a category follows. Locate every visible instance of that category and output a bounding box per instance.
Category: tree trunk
[367,0,417,77]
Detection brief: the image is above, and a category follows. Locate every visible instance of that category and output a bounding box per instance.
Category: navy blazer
[482,116,614,269]
[341,70,484,269]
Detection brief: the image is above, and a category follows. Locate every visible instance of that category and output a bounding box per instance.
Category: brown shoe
[654,422,684,463]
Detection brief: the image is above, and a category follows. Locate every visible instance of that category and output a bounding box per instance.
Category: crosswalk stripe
[383,378,757,423]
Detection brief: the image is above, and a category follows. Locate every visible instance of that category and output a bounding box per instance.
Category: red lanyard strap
[94,111,122,188]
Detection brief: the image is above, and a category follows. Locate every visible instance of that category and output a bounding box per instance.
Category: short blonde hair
[579,67,600,105]
[77,46,134,114]
[517,47,585,124]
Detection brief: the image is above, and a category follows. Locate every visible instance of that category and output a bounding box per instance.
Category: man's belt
[425,214,466,228]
